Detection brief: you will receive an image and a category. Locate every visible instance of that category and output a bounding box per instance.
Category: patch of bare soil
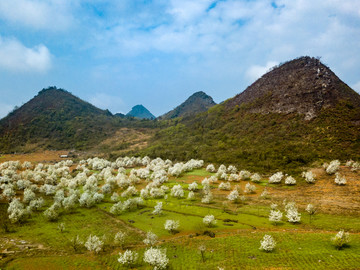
[0,150,69,164]
[97,127,155,154]
[266,166,360,214]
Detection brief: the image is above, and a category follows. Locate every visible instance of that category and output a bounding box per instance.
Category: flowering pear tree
[259,235,276,252]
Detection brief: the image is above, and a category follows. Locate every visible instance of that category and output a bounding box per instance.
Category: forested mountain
[142,57,360,172]
[1,57,359,172]
[159,91,216,120]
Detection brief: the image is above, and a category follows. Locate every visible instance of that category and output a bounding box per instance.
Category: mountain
[159,91,216,120]
[142,56,360,172]
[226,56,360,120]
[0,87,121,152]
[126,105,155,119]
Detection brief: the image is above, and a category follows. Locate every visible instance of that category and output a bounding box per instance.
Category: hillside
[142,57,360,172]
[159,91,216,120]
[0,87,161,153]
[0,87,119,152]
[126,105,155,119]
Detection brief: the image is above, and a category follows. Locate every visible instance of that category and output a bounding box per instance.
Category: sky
[0,0,359,118]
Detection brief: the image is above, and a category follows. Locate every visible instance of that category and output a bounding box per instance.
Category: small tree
[85,235,104,254]
[259,234,276,252]
[305,204,316,224]
[227,189,239,203]
[118,250,138,267]
[164,219,179,234]
[153,202,163,215]
[143,230,158,246]
[334,173,346,185]
[199,245,206,262]
[114,231,127,248]
[269,210,283,225]
[203,215,217,227]
[143,247,169,270]
[69,235,84,253]
[332,230,350,249]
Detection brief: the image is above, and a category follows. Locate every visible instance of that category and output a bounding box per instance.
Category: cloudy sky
[0,0,359,117]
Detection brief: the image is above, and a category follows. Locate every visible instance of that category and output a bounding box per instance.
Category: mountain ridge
[159,91,216,120]
[126,105,155,119]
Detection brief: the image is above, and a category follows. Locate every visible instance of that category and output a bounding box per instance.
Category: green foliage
[142,101,360,173]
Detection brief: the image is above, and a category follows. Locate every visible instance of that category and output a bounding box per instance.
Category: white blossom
[153,202,163,215]
[170,184,184,198]
[334,172,346,185]
[203,215,217,227]
[302,171,316,183]
[332,230,350,249]
[244,182,256,193]
[118,250,138,266]
[269,210,283,224]
[143,247,169,270]
[227,189,239,202]
[251,173,261,183]
[188,182,198,191]
[164,219,179,233]
[259,235,276,252]
[284,176,296,185]
[326,160,341,174]
[269,172,283,184]
[85,235,104,253]
[143,230,158,246]
[206,164,216,173]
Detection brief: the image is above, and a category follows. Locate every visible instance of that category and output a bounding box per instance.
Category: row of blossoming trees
[0,156,356,268]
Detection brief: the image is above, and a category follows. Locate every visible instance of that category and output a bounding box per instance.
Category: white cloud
[0,0,73,30]
[246,61,279,82]
[0,36,52,73]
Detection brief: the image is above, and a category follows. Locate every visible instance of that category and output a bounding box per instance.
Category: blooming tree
[326,160,341,174]
[203,215,217,227]
[143,230,158,246]
[335,173,346,185]
[284,176,296,185]
[143,247,169,270]
[269,210,283,225]
[85,235,104,254]
[164,219,179,234]
[244,182,256,193]
[332,230,350,249]
[259,234,276,252]
[153,202,163,215]
[269,172,283,184]
[302,171,316,183]
[118,250,138,267]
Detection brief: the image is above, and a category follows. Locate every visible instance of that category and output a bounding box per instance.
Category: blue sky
[0,0,359,117]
